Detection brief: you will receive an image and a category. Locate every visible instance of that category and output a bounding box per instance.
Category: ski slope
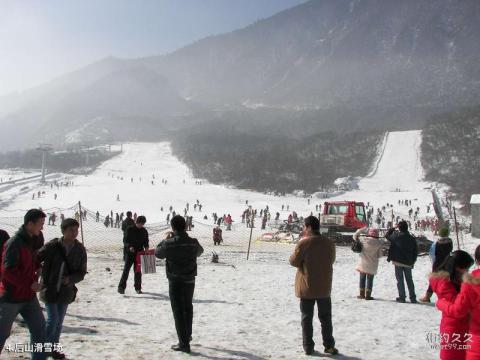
[0,142,307,221]
[359,130,427,192]
[0,130,435,223]
[327,130,435,223]
[1,131,477,360]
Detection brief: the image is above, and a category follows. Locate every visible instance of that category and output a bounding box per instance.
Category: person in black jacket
[419,227,453,303]
[37,219,87,360]
[385,220,418,303]
[121,211,135,260]
[118,216,149,294]
[155,215,204,354]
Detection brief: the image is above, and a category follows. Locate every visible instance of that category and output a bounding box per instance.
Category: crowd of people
[0,208,205,359]
[1,200,478,359]
[351,221,480,360]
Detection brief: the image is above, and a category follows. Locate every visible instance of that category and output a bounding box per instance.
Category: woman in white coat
[354,227,386,300]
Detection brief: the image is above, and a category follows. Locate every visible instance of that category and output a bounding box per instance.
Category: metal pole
[247,224,253,260]
[78,201,85,245]
[453,207,460,250]
[37,144,52,183]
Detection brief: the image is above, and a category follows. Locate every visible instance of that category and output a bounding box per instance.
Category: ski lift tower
[36,144,53,183]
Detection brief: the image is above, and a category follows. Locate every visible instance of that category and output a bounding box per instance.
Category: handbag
[351,238,363,253]
[136,249,156,274]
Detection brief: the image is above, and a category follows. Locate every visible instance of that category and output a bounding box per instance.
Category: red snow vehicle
[320,201,368,244]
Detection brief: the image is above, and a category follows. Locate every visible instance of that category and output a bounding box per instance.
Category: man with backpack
[385,220,418,303]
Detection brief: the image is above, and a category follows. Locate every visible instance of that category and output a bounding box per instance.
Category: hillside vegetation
[172,127,383,193]
[421,107,480,206]
[0,148,120,174]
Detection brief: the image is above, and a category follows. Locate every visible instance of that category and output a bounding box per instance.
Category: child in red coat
[437,246,480,360]
[431,250,474,360]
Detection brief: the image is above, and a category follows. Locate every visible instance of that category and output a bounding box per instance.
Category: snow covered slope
[0,130,432,220]
[0,142,309,221]
[359,130,427,192]
[1,131,477,360]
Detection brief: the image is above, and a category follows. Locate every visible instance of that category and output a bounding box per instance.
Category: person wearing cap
[289,215,338,356]
[353,227,386,300]
[385,220,418,303]
[37,218,87,360]
[118,216,149,294]
[419,227,453,303]
[0,209,47,360]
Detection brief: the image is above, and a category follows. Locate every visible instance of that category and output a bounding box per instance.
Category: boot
[51,350,66,359]
[419,291,432,303]
[303,345,314,355]
[324,347,339,355]
[365,289,374,300]
[171,344,191,353]
[357,288,365,299]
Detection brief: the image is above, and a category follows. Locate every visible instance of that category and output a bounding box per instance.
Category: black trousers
[300,297,335,350]
[118,253,141,291]
[169,280,195,346]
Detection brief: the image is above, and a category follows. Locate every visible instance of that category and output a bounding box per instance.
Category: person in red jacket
[437,245,480,360]
[430,250,474,360]
[0,229,10,281]
[0,209,47,359]
[225,214,233,231]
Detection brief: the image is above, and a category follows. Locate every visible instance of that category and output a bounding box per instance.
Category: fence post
[78,201,85,245]
[247,221,254,260]
[453,207,460,250]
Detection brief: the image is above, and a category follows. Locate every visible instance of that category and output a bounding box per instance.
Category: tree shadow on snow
[61,325,99,335]
[192,346,266,360]
[194,299,243,305]
[141,291,170,299]
[193,346,363,360]
[307,351,363,359]
[131,292,242,305]
[373,298,435,307]
[64,313,140,326]
[123,291,170,301]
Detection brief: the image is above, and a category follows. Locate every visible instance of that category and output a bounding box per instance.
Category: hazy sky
[0,0,306,96]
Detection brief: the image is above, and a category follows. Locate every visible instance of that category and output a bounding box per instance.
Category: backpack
[351,238,363,253]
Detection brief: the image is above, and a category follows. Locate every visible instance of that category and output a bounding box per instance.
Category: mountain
[0,63,197,149]
[0,57,126,118]
[1,0,480,150]
[142,0,480,109]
